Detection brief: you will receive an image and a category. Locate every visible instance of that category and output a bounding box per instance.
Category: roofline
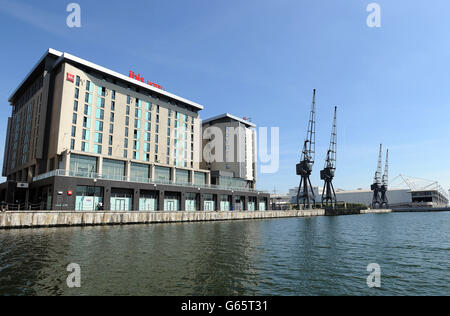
[8,48,204,110]
[8,48,63,102]
[202,113,256,127]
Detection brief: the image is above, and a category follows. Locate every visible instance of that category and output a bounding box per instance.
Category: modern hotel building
[0,49,269,211]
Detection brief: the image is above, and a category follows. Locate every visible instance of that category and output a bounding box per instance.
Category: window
[127,95,131,104]
[166,147,170,155]
[111,90,116,100]
[155,135,159,143]
[145,122,151,131]
[83,117,91,128]
[97,97,105,108]
[108,147,112,156]
[94,144,102,154]
[167,128,171,136]
[82,129,90,141]
[98,86,106,97]
[133,152,140,160]
[95,120,104,131]
[126,106,130,115]
[144,143,150,153]
[134,129,140,140]
[146,132,151,142]
[168,118,171,126]
[86,80,92,92]
[146,102,151,111]
[136,98,142,107]
[70,139,75,150]
[125,127,129,137]
[109,123,114,134]
[85,92,92,104]
[75,88,79,99]
[133,141,140,150]
[96,108,104,120]
[155,144,158,153]
[111,101,115,111]
[156,115,159,123]
[71,126,76,137]
[81,142,89,152]
[134,119,141,129]
[146,112,151,121]
[156,105,159,113]
[84,104,91,116]
[110,112,115,122]
[146,154,150,162]
[75,76,80,87]
[124,138,128,148]
[72,113,77,124]
[124,150,128,158]
[167,138,170,146]
[73,100,78,111]
[168,109,172,117]
[155,125,159,133]
[109,135,113,146]
[135,109,142,118]
[95,133,103,143]
[125,117,129,126]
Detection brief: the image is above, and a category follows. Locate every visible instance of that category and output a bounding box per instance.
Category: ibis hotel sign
[129,70,164,91]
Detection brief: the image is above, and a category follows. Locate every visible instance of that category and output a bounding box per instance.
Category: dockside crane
[297,89,317,209]
[320,106,337,208]
[371,144,383,208]
[380,149,389,208]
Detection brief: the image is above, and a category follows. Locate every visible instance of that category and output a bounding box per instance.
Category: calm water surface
[0,212,449,296]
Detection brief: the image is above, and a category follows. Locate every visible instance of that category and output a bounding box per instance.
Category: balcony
[32,169,266,193]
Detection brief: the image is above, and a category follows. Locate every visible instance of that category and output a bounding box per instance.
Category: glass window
[84,104,91,116]
[72,113,77,124]
[134,119,141,129]
[125,127,129,137]
[103,158,125,180]
[154,166,170,181]
[176,169,189,184]
[71,126,76,137]
[108,147,112,156]
[71,139,75,150]
[125,117,129,126]
[126,106,130,115]
[94,144,102,154]
[70,154,97,174]
[110,112,115,122]
[111,90,116,100]
[111,101,115,111]
[75,76,80,87]
[96,108,104,120]
[127,95,131,104]
[82,129,90,141]
[73,100,78,111]
[109,135,113,146]
[81,142,89,152]
[75,88,79,99]
[130,162,149,180]
[95,120,104,131]
[83,117,91,128]
[95,132,103,143]
[109,124,114,134]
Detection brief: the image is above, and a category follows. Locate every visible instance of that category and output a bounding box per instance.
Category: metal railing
[33,169,267,193]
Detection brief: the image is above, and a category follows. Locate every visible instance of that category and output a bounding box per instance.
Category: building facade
[0,49,269,211]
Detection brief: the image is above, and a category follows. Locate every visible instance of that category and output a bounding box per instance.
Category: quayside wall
[0,210,326,229]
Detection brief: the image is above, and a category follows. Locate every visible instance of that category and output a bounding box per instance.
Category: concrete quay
[0,209,325,229]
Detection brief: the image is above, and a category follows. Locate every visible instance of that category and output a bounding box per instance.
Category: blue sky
[0,0,449,194]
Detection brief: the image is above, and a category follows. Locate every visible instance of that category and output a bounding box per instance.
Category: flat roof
[9,48,204,110]
[202,113,256,127]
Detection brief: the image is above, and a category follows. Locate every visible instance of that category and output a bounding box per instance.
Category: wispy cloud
[0,0,67,37]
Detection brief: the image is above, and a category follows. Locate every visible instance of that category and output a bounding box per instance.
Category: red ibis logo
[66,73,75,83]
[129,70,164,90]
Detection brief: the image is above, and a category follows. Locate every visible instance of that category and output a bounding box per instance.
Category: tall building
[0,49,269,211]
